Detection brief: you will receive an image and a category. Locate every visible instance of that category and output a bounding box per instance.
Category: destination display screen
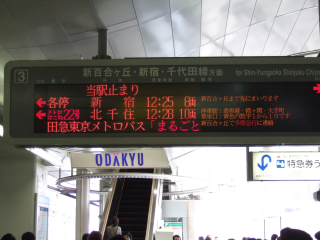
[5,58,320,146]
[34,82,320,133]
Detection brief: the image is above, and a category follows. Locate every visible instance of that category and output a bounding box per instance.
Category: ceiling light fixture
[90,148,105,152]
[26,148,62,167]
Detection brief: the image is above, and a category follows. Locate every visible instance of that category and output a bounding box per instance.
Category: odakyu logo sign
[95,153,144,167]
[70,149,169,169]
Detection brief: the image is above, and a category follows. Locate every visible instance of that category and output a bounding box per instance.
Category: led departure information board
[4,58,320,147]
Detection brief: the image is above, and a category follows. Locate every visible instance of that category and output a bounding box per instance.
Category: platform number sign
[14,69,28,83]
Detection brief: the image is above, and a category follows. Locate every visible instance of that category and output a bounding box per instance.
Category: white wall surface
[0,137,37,239]
[162,200,188,218]
[162,200,190,240]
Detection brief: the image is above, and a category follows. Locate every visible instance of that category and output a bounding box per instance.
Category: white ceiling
[0,0,319,116]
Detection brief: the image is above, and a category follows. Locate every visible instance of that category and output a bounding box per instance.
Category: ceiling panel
[281,7,319,55]
[2,0,70,46]
[243,19,273,56]
[70,20,140,43]
[72,37,97,59]
[302,22,320,52]
[107,42,116,59]
[140,15,174,57]
[40,43,79,59]
[178,48,200,57]
[68,30,99,42]
[201,0,230,45]
[226,0,256,34]
[47,0,101,35]
[0,50,14,76]
[262,12,300,56]
[133,0,170,24]
[6,47,47,60]
[171,2,201,56]
[108,26,146,58]
[277,0,305,16]
[304,0,318,8]
[170,0,200,13]
[200,38,224,56]
[108,20,139,34]
[92,0,136,27]
[0,1,36,49]
[222,27,249,56]
[72,37,115,59]
[251,0,281,24]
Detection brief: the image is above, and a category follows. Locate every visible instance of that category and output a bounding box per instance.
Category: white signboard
[252,152,320,180]
[70,148,169,169]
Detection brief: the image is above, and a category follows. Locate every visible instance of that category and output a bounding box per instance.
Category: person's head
[280,228,312,240]
[315,231,320,240]
[88,231,102,240]
[109,236,125,240]
[1,234,16,240]
[123,232,132,240]
[112,217,119,226]
[214,237,218,240]
[205,235,212,240]
[198,236,204,240]
[21,232,35,240]
[82,233,89,240]
[271,234,278,240]
[173,235,181,240]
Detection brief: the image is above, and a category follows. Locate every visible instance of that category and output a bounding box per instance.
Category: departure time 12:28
[146,96,174,120]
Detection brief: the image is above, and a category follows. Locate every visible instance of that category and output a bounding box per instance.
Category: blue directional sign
[251,152,320,181]
[276,160,285,168]
[257,154,272,171]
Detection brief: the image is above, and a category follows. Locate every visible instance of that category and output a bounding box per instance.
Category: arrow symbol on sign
[258,154,272,171]
[36,98,46,107]
[313,84,320,93]
[36,110,46,120]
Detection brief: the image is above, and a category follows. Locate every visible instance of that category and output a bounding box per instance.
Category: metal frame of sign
[4,57,320,147]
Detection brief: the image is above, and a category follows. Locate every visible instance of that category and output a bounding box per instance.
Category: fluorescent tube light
[26,148,62,167]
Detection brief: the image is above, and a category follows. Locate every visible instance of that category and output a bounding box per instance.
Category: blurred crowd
[198,227,320,240]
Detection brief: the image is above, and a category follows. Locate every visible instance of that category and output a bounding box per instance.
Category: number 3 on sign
[14,69,28,83]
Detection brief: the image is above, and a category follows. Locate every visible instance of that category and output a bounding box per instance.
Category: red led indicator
[36,98,46,107]
[36,110,46,119]
[313,84,320,93]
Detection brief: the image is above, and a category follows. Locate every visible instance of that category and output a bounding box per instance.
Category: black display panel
[5,58,320,147]
[33,82,320,133]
